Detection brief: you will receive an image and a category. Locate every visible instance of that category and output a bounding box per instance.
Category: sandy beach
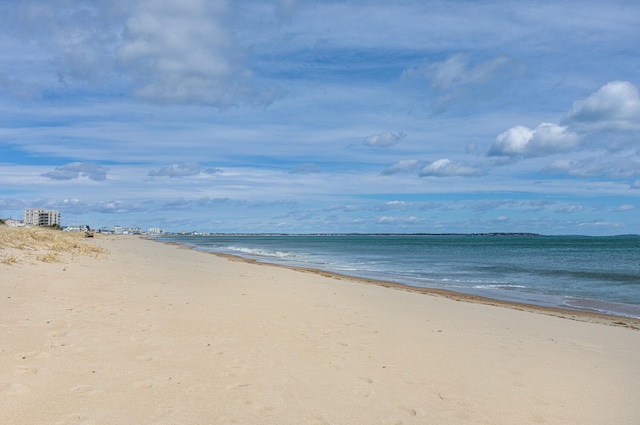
[2,232,640,424]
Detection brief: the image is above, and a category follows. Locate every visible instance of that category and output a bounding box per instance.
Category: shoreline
[159,239,640,330]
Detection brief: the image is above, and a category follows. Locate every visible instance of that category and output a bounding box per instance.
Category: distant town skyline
[1,1,639,235]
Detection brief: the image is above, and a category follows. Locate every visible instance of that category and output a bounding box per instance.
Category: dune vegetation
[0,225,107,265]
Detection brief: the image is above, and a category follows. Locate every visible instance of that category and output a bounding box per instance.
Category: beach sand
[1,233,640,424]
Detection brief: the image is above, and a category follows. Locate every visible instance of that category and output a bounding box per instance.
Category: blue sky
[1,0,639,235]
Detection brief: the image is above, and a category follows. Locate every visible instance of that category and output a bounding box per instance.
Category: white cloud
[94,200,148,214]
[148,162,220,178]
[376,216,421,225]
[402,53,524,113]
[419,158,484,177]
[1,0,275,107]
[363,131,405,147]
[542,156,640,179]
[374,201,413,211]
[563,81,640,125]
[381,159,421,175]
[424,54,515,92]
[118,0,271,106]
[488,123,578,157]
[42,162,108,181]
[555,204,585,214]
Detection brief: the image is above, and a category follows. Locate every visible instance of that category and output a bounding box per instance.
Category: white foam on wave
[563,297,640,319]
[225,245,299,259]
[472,284,528,290]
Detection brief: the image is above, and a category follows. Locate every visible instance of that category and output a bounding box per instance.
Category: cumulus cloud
[563,81,640,125]
[118,0,269,106]
[3,0,274,107]
[489,81,640,167]
[488,123,578,158]
[42,162,108,181]
[148,162,220,178]
[363,131,405,147]
[419,158,484,177]
[380,159,421,175]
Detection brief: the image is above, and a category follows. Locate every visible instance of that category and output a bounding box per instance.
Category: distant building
[148,228,165,235]
[63,225,90,232]
[101,225,142,235]
[24,208,60,227]
[4,218,24,227]
[99,226,115,234]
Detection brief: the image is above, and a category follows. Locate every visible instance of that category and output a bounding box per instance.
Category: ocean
[156,234,640,319]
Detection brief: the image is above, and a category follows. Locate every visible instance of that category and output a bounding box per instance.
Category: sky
[1,0,639,235]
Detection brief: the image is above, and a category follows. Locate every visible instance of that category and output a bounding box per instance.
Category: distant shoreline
[161,232,544,237]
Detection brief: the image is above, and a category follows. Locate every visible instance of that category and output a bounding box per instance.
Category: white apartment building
[24,208,60,227]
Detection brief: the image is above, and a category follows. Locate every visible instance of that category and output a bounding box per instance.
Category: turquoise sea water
[157,234,640,319]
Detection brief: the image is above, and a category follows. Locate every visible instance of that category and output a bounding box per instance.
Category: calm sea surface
[157,234,640,319]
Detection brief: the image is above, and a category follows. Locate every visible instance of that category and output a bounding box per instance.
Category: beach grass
[0,225,107,264]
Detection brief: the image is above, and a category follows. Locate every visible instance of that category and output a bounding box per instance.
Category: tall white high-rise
[24,208,60,226]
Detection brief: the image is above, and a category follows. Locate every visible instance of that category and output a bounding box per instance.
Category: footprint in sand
[47,340,70,349]
[71,385,100,394]
[397,406,418,416]
[15,351,51,360]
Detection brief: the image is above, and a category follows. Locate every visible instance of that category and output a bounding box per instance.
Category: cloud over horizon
[42,163,108,181]
[148,162,221,178]
[363,131,405,147]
